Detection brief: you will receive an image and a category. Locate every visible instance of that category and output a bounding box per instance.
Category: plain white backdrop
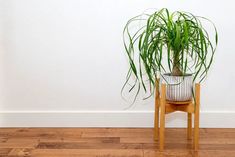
[0,0,234,127]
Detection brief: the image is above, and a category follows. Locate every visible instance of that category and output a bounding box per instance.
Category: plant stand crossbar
[154,81,200,151]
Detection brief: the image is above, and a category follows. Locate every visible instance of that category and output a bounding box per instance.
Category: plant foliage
[122,8,218,102]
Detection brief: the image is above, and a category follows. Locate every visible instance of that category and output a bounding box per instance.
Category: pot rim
[163,73,192,77]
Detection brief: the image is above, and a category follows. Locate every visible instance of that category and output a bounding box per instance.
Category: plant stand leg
[154,79,160,140]
[154,99,159,140]
[194,83,200,150]
[160,84,166,151]
[187,113,192,140]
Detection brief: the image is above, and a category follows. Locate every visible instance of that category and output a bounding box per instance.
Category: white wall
[0,0,234,127]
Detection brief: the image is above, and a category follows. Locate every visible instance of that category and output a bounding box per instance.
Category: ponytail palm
[122,8,218,102]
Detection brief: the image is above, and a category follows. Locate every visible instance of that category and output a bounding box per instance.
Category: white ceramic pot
[161,73,193,101]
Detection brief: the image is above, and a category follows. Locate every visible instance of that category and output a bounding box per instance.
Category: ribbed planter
[161,73,193,101]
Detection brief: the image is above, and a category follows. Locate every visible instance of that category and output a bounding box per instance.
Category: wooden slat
[165,103,194,114]
[176,103,194,113]
[165,103,177,114]
[166,100,192,105]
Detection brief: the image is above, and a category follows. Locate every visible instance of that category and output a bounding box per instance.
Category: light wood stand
[154,81,200,151]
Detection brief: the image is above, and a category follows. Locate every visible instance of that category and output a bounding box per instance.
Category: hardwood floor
[0,128,235,157]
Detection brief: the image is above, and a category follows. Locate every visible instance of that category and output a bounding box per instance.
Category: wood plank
[7,148,32,157]
[121,137,191,144]
[144,150,194,157]
[12,128,63,139]
[31,149,143,157]
[81,128,153,138]
[37,142,142,149]
[0,138,38,148]
[0,148,12,156]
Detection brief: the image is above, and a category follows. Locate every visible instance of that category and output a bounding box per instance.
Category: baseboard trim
[0,111,234,128]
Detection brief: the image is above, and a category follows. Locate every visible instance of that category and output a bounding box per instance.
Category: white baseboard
[0,111,234,128]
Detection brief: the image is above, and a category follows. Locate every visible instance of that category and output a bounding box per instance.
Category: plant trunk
[172,65,183,76]
[172,53,183,76]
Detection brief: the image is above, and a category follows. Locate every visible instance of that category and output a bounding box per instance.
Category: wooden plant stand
[154,81,200,151]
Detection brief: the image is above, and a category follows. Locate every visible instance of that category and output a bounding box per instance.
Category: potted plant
[122,8,218,102]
